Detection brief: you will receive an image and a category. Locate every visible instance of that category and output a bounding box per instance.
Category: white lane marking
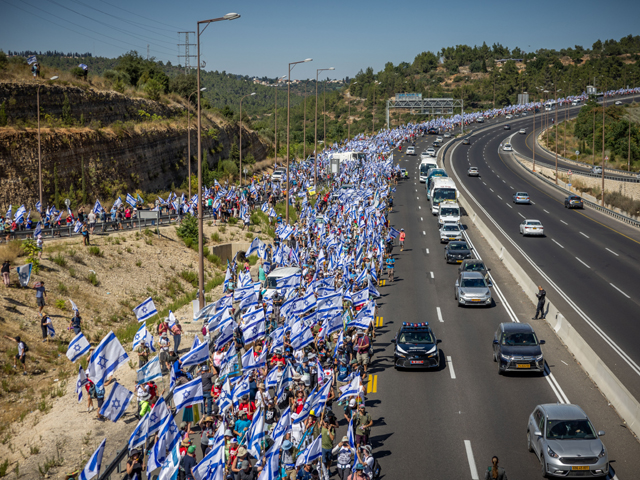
[509,186,514,189]
[482,182,487,185]
[579,232,589,238]
[437,307,443,322]
[543,209,550,214]
[417,197,419,200]
[560,220,568,225]
[415,189,417,192]
[502,180,506,183]
[418,206,421,209]
[544,365,571,404]
[552,239,565,249]
[610,283,630,299]
[489,188,494,192]
[561,360,568,366]
[422,231,426,236]
[518,212,525,218]
[506,204,512,208]
[497,195,502,200]
[606,248,619,256]
[430,271,434,279]
[420,217,423,221]
[576,257,590,268]
[447,356,456,379]
[426,248,429,254]
[463,440,479,480]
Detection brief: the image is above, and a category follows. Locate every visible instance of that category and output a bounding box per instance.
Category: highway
[366,141,640,479]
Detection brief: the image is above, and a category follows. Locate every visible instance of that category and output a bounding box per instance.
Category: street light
[533,86,544,172]
[348,81,357,140]
[187,87,206,199]
[196,12,240,309]
[37,75,58,213]
[239,92,256,187]
[286,58,313,224]
[314,67,334,187]
[372,81,381,136]
[273,75,286,167]
[554,88,561,184]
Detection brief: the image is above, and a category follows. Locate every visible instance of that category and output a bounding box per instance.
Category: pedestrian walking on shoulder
[170,321,182,355]
[533,285,546,320]
[484,456,508,480]
[399,228,405,251]
[4,335,27,375]
[34,280,46,313]
[2,260,10,287]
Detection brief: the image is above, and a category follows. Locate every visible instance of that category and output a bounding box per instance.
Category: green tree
[21,239,41,274]
[144,78,164,101]
[0,50,7,70]
[0,101,6,127]
[62,93,72,126]
[175,213,199,249]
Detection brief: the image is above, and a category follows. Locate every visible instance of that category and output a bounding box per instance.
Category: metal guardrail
[511,151,640,229]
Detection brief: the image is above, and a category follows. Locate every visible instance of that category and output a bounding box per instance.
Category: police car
[392,322,440,369]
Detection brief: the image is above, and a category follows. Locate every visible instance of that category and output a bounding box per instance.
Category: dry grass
[0,240,24,263]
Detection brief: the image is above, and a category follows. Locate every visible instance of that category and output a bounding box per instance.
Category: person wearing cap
[321,416,336,473]
[237,458,262,480]
[179,437,192,456]
[199,364,215,416]
[225,436,239,466]
[255,382,271,409]
[296,463,315,480]
[230,446,250,477]
[399,228,406,251]
[346,463,367,480]
[238,394,256,420]
[332,436,356,480]
[179,444,197,480]
[234,411,251,441]
[125,449,143,479]
[280,439,297,479]
[354,404,373,448]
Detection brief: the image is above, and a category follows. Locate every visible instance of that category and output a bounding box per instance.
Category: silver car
[527,404,608,478]
[439,222,462,243]
[454,271,492,307]
[468,167,480,177]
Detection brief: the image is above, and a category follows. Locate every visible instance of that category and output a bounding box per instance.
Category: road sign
[64,198,70,208]
[568,170,573,175]
[575,150,580,155]
[243,168,248,174]
[605,156,609,161]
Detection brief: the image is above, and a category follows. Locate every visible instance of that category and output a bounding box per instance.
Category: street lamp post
[314,67,334,187]
[37,75,58,212]
[239,92,255,187]
[555,88,561,184]
[187,87,206,199]
[372,81,381,136]
[197,12,240,309]
[303,81,307,160]
[602,85,606,207]
[348,81,357,140]
[286,58,313,224]
[273,75,286,167]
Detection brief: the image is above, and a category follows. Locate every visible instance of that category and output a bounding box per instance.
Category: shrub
[55,299,66,310]
[250,212,262,225]
[69,267,76,278]
[245,232,254,240]
[218,225,226,234]
[228,217,238,225]
[180,270,198,287]
[206,254,222,267]
[51,253,67,267]
[88,246,102,257]
[21,238,40,273]
[247,254,258,265]
[87,271,98,286]
[135,260,142,267]
[176,214,199,249]
[0,240,23,263]
[56,282,68,294]
[211,232,221,243]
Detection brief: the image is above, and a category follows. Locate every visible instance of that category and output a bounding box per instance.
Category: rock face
[0,83,269,208]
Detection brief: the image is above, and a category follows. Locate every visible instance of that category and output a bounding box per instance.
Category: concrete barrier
[210,242,252,263]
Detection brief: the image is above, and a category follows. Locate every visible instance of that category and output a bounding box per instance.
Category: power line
[98,0,184,31]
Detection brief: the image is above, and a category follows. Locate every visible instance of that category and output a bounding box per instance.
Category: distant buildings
[251,77,344,86]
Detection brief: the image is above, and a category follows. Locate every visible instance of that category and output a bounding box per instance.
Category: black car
[493,323,545,375]
[432,141,441,147]
[564,194,584,209]
[444,241,473,264]
[392,322,440,369]
[504,124,511,130]
[457,259,491,285]
[428,127,439,135]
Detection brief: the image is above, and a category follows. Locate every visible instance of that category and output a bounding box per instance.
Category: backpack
[21,342,29,353]
[371,457,382,479]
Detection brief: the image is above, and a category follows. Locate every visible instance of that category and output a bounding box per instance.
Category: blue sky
[1,0,638,80]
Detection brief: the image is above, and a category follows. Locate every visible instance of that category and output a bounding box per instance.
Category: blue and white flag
[67,332,91,362]
[33,221,42,239]
[126,193,137,208]
[158,442,181,480]
[276,271,301,289]
[295,434,322,467]
[147,414,181,475]
[16,263,32,287]
[35,201,41,213]
[76,365,88,402]
[128,397,169,449]
[291,319,314,350]
[27,55,37,65]
[180,340,209,368]
[69,298,79,313]
[351,288,369,307]
[136,194,144,204]
[173,376,203,411]
[132,322,155,352]
[241,347,267,372]
[99,381,133,422]
[246,237,263,257]
[368,278,380,298]
[93,199,103,214]
[193,426,225,480]
[87,331,129,389]
[217,378,233,414]
[133,297,158,322]
[112,197,122,209]
[389,227,400,239]
[79,438,106,480]
[246,407,266,458]
[316,292,342,313]
[321,312,343,338]
[271,406,291,442]
[215,321,235,350]
[242,311,266,344]
[232,375,251,406]
[194,302,216,323]
[337,376,362,403]
[137,355,163,383]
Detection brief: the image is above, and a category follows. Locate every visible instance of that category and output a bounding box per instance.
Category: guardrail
[511,151,640,229]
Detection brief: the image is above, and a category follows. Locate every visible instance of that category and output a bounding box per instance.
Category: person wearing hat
[346,463,367,480]
[125,449,143,479]
[199,416,215,455]
[354,331,371,375]
[158,332,171,373]
[199,364,215,416]
[332,436,356,480]
[296,462,315,480]
[399,228,405,251]
[238,394,256,420]
[343,397,357,423]
[179,445,197,480]
[354,404,373,448]
[179,437,192,456]
[255,382,271,409]
[230,446,251,477]
[225,436,239,466]
[281,440,297,480]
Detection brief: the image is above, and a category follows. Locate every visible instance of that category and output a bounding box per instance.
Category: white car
[406,146,416,155]
[440,222,463,243]
[420,151,431,159]
[615,100,623,105]
[468,167,480,177]
[519,128,526,134]
[271,168,286,181]
[521,112,527,116]
[444,132,452,138]
[436,136,444,142]
[503,143,513,152]
[506,114,513,119]
[592,166,603,174]
[426,147,436,157]
[519,219,544,237]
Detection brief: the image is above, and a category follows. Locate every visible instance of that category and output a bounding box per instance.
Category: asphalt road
[370,140,640,480]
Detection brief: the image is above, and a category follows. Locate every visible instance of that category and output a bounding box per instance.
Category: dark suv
[444,241,472,264]
[564,195,584,209]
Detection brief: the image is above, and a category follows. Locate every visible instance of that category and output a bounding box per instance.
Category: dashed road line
[552,239,564,248]
[610,283,630,299]
[560,220,568,225]
[447,356,456,379]
[576,257,591,269]
[463,440,479,480]
[430,271,434,279]
[605,248,619,256]
[436,307,444,322]
[518,212,525,218]
[579,232,589,238]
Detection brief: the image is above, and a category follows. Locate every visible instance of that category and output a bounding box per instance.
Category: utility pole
[602,85,606,207]
[178,31,196,74]
[147,44,149,61]
[303,80,307,160]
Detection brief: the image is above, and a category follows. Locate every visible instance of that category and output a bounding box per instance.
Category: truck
[437,201,461,226]
[419,159,438,183]
[430,178,458,214]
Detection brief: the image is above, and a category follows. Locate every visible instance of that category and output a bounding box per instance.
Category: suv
[493,322,544,374]
[392,322,440,369]
[564,195,583,209]
[527,404,609,478]
[454,271,492,307]
[592,166,603,174]
[439,222,462,243]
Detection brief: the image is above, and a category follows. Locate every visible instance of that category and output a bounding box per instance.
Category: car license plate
[571,466,589,471]
[456,260,462,263]
[410,360,424,365]
[449,237,456,240]
[516,364,531,369]
[533,228,538,230]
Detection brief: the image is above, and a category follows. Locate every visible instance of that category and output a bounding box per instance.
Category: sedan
[462,138,470,145]
[455,272,492,307]
[520,219,544,236]
[426,147,436,156]
[615,100,623,105]
[592,166,602,174]
[444,241,472,264]
[519,128,526,134]
[504,124,511,130]
[564,194,584,209]
[527,404,609,478]
[521,112,527,116]
[406,146,416,155]
[506,114,513,119]
[513,192,531,204]
[439,223,463,243]
[468,167,480,177]
[502,143,513,152]
[432,141,441,148]
[493,322,544,374]
[420,151,431,159]
[444,132,451,138]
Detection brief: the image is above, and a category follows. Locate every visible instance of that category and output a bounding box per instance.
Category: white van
[430,178,458,214]
[419,159,438,183]
[571,99,581,107]
[438,201,461,226]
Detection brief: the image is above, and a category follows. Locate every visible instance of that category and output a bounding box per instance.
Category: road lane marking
[579,232,589,238]
[610,283,630,299]
[426,248,429,254]
[531,201,535,204]
[423,231,426,235]
[447,356,456,379]
[552,239,565,249]
[506,203,512,208]
[518,212,525,218]
[417,197,419,200]
[543,209,550,213]
[489,188,494,192]
[606,248,619,256]
[437,307,444,322]
[497,195,502,200]
[366,375,378,394]
[418,206,421,209]
[560,220,568,225]
[420,217,423,221]
[463,440,479,480]
[544,365,571,404]
[430,271,434,279]
[576,257,591,269]
[375,316,384,327]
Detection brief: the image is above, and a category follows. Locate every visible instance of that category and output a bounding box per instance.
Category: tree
[0,50,7,70]
[0,101,6,127]
[144,78,164,101]
[62,93,73,126]
[170,74,197,101]
[220,105,234,119]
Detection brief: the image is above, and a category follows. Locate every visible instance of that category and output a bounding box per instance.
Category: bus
[430,178,458,214]
[419,159,438,183]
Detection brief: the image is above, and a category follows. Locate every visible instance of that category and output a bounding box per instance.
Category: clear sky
[1,0,638,80]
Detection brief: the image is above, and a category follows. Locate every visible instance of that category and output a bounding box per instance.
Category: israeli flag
[173,376,203,411]
[194,302,215,323]
[147,414,181,475]
[368,278,380,298]
[67,332,91,362]
[113,197,122,209]
[126,193,137,208]
[136,194,144,204]
[33,221,42,239]
[133,297,158,322]
[69,298,79,313]
[74,220,83,233]
[239,290,259,311]
[246,407,266,458]
[137,355,163,383]
[293,385,317,425]
[132,322,155,352]
[215,321,235,350]
[232,375,251,406]
[291,321,314,350]
[258,449,281,480]
[76,365,88,402]
[317,292,342,313]
[27,55,37,65]
[389,227,400,238]
[79,438,106,480]
[295,435,322,467]
[337,376,362,403]
[14,205,26,223]
[193,432,225,480]
[87,331,129,389]
[265,366,280,389]
[246,237,262,257]
[322,312,343,337]
[242,314,266,345]
[351,288,369,307]
[99,381,133,422]
[93,200,103,214]
[35,201,41,213]
[217,378,233,413]
[128,397,169,449]
[241,347,267,372]
[158,442,181,480]
[276,271,301,289]
[271,406,291,442]
[180,340,209,368]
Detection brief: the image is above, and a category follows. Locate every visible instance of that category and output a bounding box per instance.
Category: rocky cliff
[0,82,269,208]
